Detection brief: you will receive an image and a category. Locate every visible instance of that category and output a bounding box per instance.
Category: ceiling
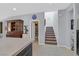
[0,3,71,20]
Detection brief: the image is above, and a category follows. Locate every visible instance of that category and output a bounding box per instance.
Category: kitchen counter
[0,35,34,56]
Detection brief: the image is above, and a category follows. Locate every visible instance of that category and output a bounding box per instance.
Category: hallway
[33,41,75,56]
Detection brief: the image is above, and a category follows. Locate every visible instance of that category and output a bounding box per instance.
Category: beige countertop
[0,35,34,56]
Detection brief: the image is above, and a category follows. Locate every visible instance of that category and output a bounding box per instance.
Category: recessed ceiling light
[13,8,16,11]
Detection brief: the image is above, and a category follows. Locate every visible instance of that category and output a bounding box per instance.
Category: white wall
[1,12,45,45]
[45,11,59,45]
[58,10,67,47]
[75,4,79,30]
[65,9,74,49]
[58,9,71,49]
[58,4,75,50]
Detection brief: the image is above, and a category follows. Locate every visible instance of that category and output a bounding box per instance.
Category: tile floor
[32,41,75,56]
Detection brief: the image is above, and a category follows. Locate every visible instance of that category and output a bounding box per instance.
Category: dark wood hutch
[6,19,24,38]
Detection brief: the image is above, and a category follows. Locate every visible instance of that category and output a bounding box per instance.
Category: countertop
[0,34,34,56]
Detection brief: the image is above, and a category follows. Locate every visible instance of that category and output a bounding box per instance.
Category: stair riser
[46,41,57,43]
[45,41,57,44]
[45,37,56,38]
[46,41,57,42]
[46,34,55,35]
[46,33,55,34]
[46,43,57,45]
[45,40,56,41]
[46,31,54,32]
[46,37,55,38]
[45,38,56,40]
[46,31,54,33]
[46,35,55,36]
[46,36,55,37]
[45,38,56,39]
[46,33,55,35]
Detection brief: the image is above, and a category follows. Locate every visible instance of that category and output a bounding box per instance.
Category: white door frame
[31,20,40,44]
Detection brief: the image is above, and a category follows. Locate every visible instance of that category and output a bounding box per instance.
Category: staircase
[45,27,57,45]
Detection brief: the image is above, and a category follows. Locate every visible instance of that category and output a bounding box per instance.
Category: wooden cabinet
[6,20,24,38]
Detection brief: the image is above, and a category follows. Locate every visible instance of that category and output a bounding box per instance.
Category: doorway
[35,21,38,42]
[31,21,39,44]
